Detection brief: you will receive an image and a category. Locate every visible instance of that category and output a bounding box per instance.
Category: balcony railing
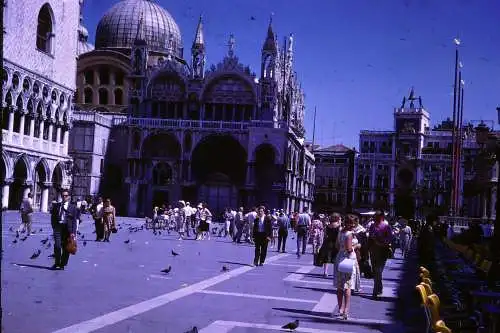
[118,118,288,130]
[421,154,452,161]
[2,129,66,156]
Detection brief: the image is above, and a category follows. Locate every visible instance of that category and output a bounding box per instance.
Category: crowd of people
[15,191,415,320]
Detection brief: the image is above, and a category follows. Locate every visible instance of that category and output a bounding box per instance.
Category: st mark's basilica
[70,0,315,216]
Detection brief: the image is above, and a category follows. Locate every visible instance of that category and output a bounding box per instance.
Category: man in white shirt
[183,201,193,237]
[245,207,257,243]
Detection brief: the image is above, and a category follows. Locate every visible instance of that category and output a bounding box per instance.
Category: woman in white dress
[333,214,359,320]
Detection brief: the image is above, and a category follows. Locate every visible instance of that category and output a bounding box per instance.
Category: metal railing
[118,117,288,130]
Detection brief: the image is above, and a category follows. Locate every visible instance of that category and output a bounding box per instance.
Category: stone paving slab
[2,211,411,333]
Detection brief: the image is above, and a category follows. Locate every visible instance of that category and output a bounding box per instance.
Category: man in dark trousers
[253,206,272,266]
[295,207,311,258]
[50,189,79,270]
[277,209,290,253]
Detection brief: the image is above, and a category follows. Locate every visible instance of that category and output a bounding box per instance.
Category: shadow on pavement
[218,260,254,267]
[11,263,53,270]
[293,286,333,294]
[273,309,384,329]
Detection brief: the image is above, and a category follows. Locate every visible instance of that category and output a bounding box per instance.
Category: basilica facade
[1,0,79,211]
[72,0,315,216]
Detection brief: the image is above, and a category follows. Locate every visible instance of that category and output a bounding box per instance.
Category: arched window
[152,163,173,186]
[114,89,123,105]
[84,88,93,104]
[84,71,94,85]
[98,88,108,105]
[36,4,54,53]
[99,68,109,85]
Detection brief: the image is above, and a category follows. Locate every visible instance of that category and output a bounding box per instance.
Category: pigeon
[172,250,179,256]
[39,228,43,232]
[16,231,19,238]
[48,254,55,258]
[185,327,198,333]
[12,239,17,244]
[21,236,28,241]
[282,320,299,331]
[30,249,42,259]
[41,237,49,245]
[81,234,85,239]
[158,231,161,235]
[45,242,52,249]
[250,16,256,20]
[124,239,130,244]
[161,266,171,274]
[9,226,13,232]
[221,265,229,272]
[77,231,81,235]
[83,241,87,247]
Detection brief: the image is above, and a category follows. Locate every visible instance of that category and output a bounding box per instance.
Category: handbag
[65,235,77,255]
[338,258,355,273]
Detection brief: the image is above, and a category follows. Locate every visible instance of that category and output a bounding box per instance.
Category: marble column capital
[42,182,53,188]
[3,178,14,185]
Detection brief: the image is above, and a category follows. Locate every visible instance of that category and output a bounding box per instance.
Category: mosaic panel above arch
[201,74,256,104]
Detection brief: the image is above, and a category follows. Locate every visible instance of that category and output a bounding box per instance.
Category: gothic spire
[192,15,205,50]
[134,11,146,45]
[262,14,277,53]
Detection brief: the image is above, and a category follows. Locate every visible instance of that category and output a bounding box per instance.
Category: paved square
[2,212,407,333]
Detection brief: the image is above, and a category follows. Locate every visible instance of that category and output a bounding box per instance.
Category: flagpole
[312,106,317,152]
[450,39,460,216]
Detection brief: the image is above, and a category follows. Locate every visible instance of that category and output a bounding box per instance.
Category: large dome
[95,0,183,57]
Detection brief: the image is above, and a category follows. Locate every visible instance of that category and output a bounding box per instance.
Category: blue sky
[82,0,500,149]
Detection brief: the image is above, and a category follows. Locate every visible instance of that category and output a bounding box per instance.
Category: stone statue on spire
[228,34,235,57]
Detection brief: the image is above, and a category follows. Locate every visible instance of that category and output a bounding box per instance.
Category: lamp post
[475,116,500,282]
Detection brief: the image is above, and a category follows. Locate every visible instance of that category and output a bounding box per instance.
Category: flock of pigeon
[8,221,302,332]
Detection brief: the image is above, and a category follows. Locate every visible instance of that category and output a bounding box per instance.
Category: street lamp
[475,116,500,284]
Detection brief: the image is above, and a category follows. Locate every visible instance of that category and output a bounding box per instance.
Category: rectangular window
[100,159,104,174]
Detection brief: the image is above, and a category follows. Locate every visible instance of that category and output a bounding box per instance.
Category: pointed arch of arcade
[50,162,64,201]
[253,143,279,186]
[33,158,49,210]
[140,132,182,161]
[9,155,30,209]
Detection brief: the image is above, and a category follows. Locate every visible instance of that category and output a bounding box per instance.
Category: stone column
[2,179,12,209]
[48,124,53,142]
[128,182,139,217]
[40,182,50,212]
[56,126,62,144]
[482,193,488,219]
[29,118,35,137]
[39,121,45,140]
[19,114,25,135]
[63,129,69,152]
[490,187,496,220]
[8,110,14,132]
[370,163,377,203]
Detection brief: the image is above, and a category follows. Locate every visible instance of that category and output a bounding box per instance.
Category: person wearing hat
[367,208,393,299]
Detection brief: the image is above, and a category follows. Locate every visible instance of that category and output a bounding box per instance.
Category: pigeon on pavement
[172,250,179,256]
[185,326,198,333]
[221,265,229,272]
[41,238,49,245]
[282,320,299,331]
[161,266,172,274]
[30,249,42,259]
[124,239,130,244]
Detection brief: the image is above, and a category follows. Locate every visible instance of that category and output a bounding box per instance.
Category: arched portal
[33,160,47,209]
[254,143,278,207]
[9,157,28,209]
[151,162,173,208]
[140,133,181,214]
[191,135,247,216]
[50,163,63,202]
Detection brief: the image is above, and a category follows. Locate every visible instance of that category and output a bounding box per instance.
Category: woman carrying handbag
[317,213,341,276]
[333,213,359,320]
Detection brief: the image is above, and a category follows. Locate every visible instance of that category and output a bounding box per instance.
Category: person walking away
[50,189,78,270]
[176,201,187,240]
[318,212,341,277]
[399,219,412,258]
[196,203,212,240]
[223,208,232,237]
[102,199,116,242]
[245,207,257,243]
[91,197,104,241]
[253,206,272,266]
[333,213,359,320]
[351,214,363,293]
[276,209,289,252]
[18,193,34,236]
[183,201,192,238]
[368,209,393,300]
[233,207,245,243]
[295,207,311,258]
[311,213,324,255]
